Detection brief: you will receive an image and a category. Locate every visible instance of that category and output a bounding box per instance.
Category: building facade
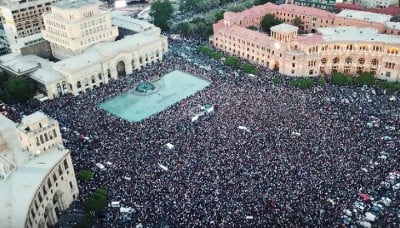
[290,0,337,11]
[0,111,78,228]
[222,3,400,35]
[0,0,67,54]
[211,3,400,81]
[42,0,118,59]
[0,0,168,99]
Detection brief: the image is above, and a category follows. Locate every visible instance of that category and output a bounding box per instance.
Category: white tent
[365,212,376,222]
[238,126,250,133]
[111,201,120,207]
[166,143,174,150]
[96,163,106,170]
[120,207,134,213]
[158,163,169,171]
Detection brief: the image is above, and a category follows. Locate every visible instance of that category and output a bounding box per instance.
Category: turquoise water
[99,70,211,122]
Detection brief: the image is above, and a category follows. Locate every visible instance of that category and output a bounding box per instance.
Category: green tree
[214,10,225,21]
[78,170,93,182]
[331,72,351,85]
[225,56,240,68]
[150,0,173,31]
[272,76,281,85]
[261,14,281,34]
[293,16,302,27]
[84,188,108,214]
[177,22,191,37]
[254,0,274,6]
[242,63,258,74]
[3,77,37,102]
[354,72,375,85]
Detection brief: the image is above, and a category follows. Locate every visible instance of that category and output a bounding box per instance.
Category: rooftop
[336,9,392,24]
[224,3,336,21]
[271,23,298,33]
[111,11,155,33]
[216,25,273,46]
[385,21,400,30]
[0,54,63,83]
[0,114,69,228]
[53,0,97,9]
[318,26,400,44]
[20,111,48,126]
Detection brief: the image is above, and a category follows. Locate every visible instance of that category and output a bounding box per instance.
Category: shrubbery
[272,77,281,85]
[197,45,258,75]
[78,170,93,182]
[331,72,352,85]
[289,78,315,88]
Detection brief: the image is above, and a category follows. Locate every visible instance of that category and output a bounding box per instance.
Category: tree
[254,0,274,6]
[150,0,173,31]
[293,16,302,27]
[331,72,351,85]
[177,22,191,37]
[224,56,240,68]
[78,170,93,182]
[84,188,108,214]
[261,14,281,34]
[3,77,37,102]
[354,72,375,85]
[241,63,258,74]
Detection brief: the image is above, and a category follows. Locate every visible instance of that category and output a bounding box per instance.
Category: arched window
[91,75,96,84]
[321,58,327,64]
[345,57,352,64]
[77,81,81,88]
[358,58,365,65]
[333,57,340,64]
[98,73,102,80]
[40,135,44,144]
[371,59,378,66]
[62,82,68,90]
[44,133,49,142]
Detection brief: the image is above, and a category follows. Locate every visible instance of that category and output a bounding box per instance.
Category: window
[292,63,295,67]
[371,59,378,66]
[385,62,395,69]
[47,178,52,189]
[346,45,353,50]
[64,159,69,169]
[53,129,57,137]
[345,57,352,64]
[333,57,339,64]
[309,70,314,75]
[358,58,365,65]
[38,192,43,203]
[386,72,391,77]
[321,58,327,64]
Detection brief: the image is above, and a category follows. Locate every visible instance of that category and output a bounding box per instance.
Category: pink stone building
[210,3,400,81]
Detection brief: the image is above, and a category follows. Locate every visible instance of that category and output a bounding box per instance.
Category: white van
[96,163,106,170]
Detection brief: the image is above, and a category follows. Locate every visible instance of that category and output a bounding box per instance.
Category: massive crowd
[9,38,400,227]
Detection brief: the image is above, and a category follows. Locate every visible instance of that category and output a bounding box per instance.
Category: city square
[0,0,400,227]
[6,38,399,226]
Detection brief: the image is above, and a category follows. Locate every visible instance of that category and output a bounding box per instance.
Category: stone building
[41,0,118,59]
[0,111,78,228]
[0,0,168,99]
[0,0,67,54]
[211,4,400,81]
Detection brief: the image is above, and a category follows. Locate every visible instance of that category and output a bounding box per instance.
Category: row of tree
[197,45,258,75]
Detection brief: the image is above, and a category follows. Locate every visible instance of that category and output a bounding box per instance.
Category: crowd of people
[9,38,400,226]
